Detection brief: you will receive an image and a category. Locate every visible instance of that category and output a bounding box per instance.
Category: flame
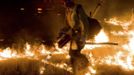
[0,47,17,59]
[40,66,45,75]
[88,51,134,70]
[0,42,71,74]
[84,16,134,73]
[105,16,134,55]
[105,17,133,31]
[92,16,134,71]
[105,17,121,25]
[83,29,109,50]
[122,31,134,53]
[105,16,134,52]
[94,29,109,43]
[24,43,35,57]
[105,17,133,27]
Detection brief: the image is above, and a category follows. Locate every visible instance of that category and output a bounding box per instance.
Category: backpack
[76,4,102,39]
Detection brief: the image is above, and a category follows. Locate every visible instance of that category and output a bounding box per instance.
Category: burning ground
[0,15,134,75]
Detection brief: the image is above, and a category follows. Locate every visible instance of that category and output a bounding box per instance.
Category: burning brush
[0,15,134,75]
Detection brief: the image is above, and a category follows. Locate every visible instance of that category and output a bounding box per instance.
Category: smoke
[97,0,134,19]
[76,0,134,20]
[0,0,134,47]
[0,0,66,48]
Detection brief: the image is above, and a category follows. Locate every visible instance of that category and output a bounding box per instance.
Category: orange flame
[95,29,109,43]
[84,29,109,50]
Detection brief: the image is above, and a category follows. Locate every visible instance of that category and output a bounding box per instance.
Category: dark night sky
[0,0,134,46]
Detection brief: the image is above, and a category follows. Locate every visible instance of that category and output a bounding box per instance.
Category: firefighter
[58,0,90,74]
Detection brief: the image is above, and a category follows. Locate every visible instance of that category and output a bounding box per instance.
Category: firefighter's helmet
[64,0,75,7]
